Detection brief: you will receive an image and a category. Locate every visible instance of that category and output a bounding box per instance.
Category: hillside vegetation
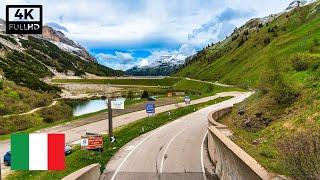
[0,80,53,116]
[0,35,123,92]
[176,2,320,179]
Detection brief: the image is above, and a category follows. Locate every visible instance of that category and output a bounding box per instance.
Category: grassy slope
[175,2,320,177]
[0,80,53,116]
[172,79,243,94]
[8,96,232,180]
[175,3,320,87]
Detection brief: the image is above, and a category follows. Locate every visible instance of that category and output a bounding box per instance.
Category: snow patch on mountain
[51,41,82,53]
[147,54,186,68]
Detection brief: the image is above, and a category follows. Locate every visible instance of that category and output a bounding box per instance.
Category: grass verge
[7,96,232,180]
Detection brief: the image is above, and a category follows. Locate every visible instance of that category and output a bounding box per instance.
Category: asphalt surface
[0,92,246,178]
[101,92,252,180]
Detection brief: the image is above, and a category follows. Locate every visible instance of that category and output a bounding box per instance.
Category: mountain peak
[285,0,315,11]
[41,25,96,62]
[0,19,96,62]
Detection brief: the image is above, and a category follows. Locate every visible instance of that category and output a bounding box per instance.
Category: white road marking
[201,131,208,180]
[110,122,173,180]
[159,128,186,173]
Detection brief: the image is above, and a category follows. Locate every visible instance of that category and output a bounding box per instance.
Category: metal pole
[107,97,113,138]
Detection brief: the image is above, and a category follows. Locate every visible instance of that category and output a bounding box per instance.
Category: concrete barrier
[62,163,101,180]
[207,108,271,180]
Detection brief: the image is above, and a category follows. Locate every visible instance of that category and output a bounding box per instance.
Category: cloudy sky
[1,0,293,70]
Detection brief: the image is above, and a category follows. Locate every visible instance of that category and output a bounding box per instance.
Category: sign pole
[107,97,113,138]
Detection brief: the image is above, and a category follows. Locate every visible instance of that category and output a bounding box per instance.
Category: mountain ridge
[0,19,123,92]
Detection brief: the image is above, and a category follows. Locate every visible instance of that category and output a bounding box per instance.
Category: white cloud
[97,51,134,63]
[137,43,196,68]
[0,0,295,70]
[138,59,149,67]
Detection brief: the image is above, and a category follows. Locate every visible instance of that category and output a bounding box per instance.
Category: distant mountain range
[0,19,122,92]
[125,54,186,76]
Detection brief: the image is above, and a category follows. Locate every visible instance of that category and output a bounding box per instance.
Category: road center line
[159,128,187,173]
[201,130,208,180]
[110,122,174,180]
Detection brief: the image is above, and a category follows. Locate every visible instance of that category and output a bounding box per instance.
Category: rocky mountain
[41,26,96,62]
[125,54,186,76]
[0,19,123,92]
[0,19,96,62]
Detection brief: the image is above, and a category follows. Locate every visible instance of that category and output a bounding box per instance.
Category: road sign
[81,137,89,148]
[111,100,125,110]
[146,103,155,114]
[184,96,191,105]
[110,136,116,143]
[81,135,103,150]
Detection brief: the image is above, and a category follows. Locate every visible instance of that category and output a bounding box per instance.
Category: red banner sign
[81,135,103,150]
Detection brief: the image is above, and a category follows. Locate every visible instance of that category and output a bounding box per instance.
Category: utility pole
[107,97,113,138]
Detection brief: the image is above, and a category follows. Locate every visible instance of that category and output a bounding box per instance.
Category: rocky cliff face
[41,26,96,62]
[0,19,96,62]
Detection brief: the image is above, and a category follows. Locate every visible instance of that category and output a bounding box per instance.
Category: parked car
[3,151,11,166]
[65,145,72,155]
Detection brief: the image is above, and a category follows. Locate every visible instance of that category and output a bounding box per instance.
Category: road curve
[101,92,253,180]
[0,92,246,178]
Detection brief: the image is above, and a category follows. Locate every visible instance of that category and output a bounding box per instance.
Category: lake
[70,97,125,116]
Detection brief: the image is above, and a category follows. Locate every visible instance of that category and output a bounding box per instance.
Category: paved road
[0,92,244,178]
[101,92,252,180]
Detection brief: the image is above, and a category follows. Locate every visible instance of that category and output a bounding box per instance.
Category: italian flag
[11,133,65,170]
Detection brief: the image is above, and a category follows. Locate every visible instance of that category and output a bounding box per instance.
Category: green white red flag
[11,133,65,170]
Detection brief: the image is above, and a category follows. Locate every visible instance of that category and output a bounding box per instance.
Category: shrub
[40,102,72,123]
[0,79,3,90]
[8,90,20,99]
[291,54,309,71]
[0,114,43,135]
[264,38,271,45]
[238,37,245,47]
[141,90,149,99]
[127,90,134,99]
[278,131,320,179]
[309,38,320,53]
[261,59,299,105]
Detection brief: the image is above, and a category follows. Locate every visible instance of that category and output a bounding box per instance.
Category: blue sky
[1,0,293,70]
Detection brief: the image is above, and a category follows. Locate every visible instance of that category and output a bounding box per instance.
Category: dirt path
[2,100,58,118]
[185,77,234,87]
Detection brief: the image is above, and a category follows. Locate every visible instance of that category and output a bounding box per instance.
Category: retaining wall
[207,108,271,180]
[62,163,100,180]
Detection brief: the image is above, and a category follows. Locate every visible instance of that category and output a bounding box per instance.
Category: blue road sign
[146,103,155,114]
